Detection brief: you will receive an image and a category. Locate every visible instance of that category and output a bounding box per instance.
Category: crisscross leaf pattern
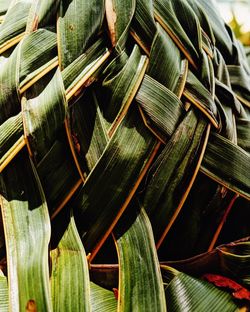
[0,0,250,310]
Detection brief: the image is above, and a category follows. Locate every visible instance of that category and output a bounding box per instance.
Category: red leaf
[112,288,119,300]
[203,274,250,301]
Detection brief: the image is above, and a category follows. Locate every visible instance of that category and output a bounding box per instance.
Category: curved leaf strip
[106,0,135,50]
[131,0,157,50]
[154,0,200,69]
[227,65,250,104]
[197,0,233,60]
[38,0,61,27]
[144,110,207,242]
[0,113,23,162]
[114,206,166,312]
[37,139,80,214]
[161,238,250,290]
[0,1,32,48]
[58,0,105,69]
[0,1,9,15]
[73,106,157,254]
[184,71,219,128]
[0,271,8,312]
[218,242,250,287]
[162,266,239,312]
[62,38,108,92]
[186,0,215,46]
[237,119,250,153]
[51,213,91,312]
[136,74,185,139]
[90,282,117,312]
[0,44,21,125]
[0,151,51,312]
[19,28,57,89]
[201,133,250,199]
[102,44,146,124]
[71,89,108,171]
[147,24,182,92]
[22,69,67,162]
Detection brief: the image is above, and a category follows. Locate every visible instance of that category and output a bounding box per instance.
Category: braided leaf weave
[0,0,250,310]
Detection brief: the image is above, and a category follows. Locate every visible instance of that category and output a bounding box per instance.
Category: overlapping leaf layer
[0,0,249,310]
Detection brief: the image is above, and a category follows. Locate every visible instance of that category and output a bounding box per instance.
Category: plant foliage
[0,0,250,311]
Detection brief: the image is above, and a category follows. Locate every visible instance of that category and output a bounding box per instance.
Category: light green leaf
[0,44,20,124]
[0,113,23,162]
[114,205,166,312]
[19,28,57,89]
[0,0,31,47]
[90,282,117,312]
[0,151,51,312]
[22,69,67,162]
[0,271,8,312]
[162,266,239,312]
[51,213,91,312]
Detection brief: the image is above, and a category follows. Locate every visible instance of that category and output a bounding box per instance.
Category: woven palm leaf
[0,0,250,311]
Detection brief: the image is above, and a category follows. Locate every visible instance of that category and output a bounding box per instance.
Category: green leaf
[73,106,157,255]
[101,44,147,124]
[0,150,51,311]
[114,205,166,312]
[147,24,182,92]
[58,0,105,69]
[201,133,250,199]
[37,138,80,214]
[237,119,250,153]
[90,282,117,312]
[62,37,109,92]
[131,0,156,50]
[218,242,250,287]
[0,1,9,15]
[22,69,67,162]
[187,0,215,47]
[70,88,108,171]
[0,271,8,312]
[0,1,31,47]
[144,110,207,243]
[184,71,219,128]
[162,266,239,312]
[51,213,91,312]
[196,0,234,60]
[136,74,185,138]
[106,0,135,49]
[154,0,200,68]
[227,65,250,103]
[19,28,57,89]
[38,0,61,27]
[0,44,20,124]
[0,113,23,163]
